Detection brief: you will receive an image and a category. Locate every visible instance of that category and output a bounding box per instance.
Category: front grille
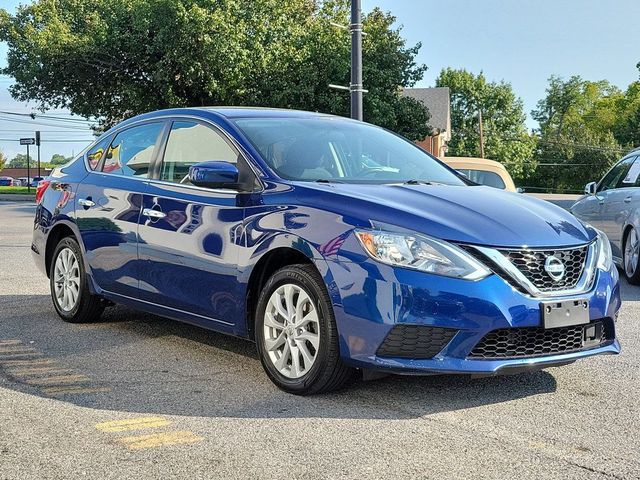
[501,246,588,292]
[377,325,458,359]
[468,321,606,359]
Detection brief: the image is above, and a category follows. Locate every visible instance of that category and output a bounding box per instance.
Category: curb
[0,194,36,202]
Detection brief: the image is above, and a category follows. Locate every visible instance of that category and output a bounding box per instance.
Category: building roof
[402,87,451,139]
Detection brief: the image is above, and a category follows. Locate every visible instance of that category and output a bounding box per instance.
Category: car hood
[296,183,595,248]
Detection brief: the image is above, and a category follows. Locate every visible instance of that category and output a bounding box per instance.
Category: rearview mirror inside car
[189,161,239,189]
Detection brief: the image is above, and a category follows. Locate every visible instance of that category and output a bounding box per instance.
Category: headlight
[595,228,613,271]
[355,230,491,280]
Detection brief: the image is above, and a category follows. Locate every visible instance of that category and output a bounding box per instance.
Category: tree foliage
[528,75,631,192]
[0,150,5,171]
[435,68,534,178]
[9,153,35,168]
[0,0,430,140]
[50,153,73,165]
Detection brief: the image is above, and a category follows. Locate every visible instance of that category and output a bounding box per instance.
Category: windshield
[234,117,465,185]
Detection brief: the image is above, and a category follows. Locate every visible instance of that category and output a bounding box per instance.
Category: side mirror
[516,187,525,194]
[189,161,239,189]
[585,182,597,195]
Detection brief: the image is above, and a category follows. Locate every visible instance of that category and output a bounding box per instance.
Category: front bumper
[328,259,621,375]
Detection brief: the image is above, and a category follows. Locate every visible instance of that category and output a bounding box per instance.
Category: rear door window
[102,123,164,178]
[86,137,112,170]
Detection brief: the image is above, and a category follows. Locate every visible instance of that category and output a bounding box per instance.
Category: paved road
[0,201,638,480]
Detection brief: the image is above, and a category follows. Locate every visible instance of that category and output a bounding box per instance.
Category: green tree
[529,75,627,192]
[50,153,72,165]
[0,0,430,140]
[435,68,535,178]
[9,153,35,168]
[0,150,6,171]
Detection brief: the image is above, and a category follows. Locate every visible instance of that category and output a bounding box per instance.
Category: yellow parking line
[0,359,56,367]
[117,431,204,450]
[0,340,22,346]
[25,374,90,386]
[96,417,171,433]
[10,367,74,376]
[43,386,111,396]
[0,352,43,359]
[0,346,39,354]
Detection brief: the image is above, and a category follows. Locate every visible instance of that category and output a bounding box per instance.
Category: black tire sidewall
[255,267,334,393]
[49,237,88,320]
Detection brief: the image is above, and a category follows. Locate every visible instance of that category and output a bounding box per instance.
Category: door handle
[78,198,95,208]
[142,207,166,219]
[624,196,633,203]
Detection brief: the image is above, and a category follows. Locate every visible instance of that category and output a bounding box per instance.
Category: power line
[0,110,96,124]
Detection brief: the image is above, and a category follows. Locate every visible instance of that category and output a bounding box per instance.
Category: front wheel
[50,237,105,323]
[255,264,354,395]
[623,227,640,284]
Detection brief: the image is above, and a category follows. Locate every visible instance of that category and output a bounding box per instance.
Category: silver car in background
[571,148,640,283]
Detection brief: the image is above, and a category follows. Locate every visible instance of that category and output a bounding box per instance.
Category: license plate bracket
[541,299,589,329]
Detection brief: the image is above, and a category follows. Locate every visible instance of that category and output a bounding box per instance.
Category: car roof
[442,156,509,171]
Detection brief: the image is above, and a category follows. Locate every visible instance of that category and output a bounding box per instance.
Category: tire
[49,236,104,323]
[623,227,640,284]
[255,264,355,395]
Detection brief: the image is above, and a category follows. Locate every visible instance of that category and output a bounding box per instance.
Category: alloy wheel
[625,228,640,278]
[53,247,81,312]
[263,283,320,379]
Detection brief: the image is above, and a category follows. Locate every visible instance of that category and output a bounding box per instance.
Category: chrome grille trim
[469,242,597,298]
[500,246,588,291]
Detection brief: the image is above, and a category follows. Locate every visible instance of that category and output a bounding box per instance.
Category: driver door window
[598,156,636,192]
[160,121,239,184]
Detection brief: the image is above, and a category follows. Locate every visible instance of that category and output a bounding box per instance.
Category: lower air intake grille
[377,325,457,359]
[468,322,606,359]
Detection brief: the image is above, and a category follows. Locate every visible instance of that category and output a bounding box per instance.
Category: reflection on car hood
[298,183,595,248]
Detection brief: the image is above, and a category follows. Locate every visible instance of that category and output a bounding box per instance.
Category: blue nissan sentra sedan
[32,107,621,394]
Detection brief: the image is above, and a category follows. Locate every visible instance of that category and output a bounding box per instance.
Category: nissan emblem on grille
[544,255,565,281]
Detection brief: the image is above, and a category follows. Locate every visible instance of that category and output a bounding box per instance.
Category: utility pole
[350,0,363,121]
[36,130,41,179]
[26,143,31,193]
[328,0,366,120]
[478,109,485,158]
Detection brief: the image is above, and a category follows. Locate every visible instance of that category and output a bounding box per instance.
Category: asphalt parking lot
[0,201,639,480]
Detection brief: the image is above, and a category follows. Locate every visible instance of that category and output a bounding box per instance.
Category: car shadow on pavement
[619,275,640,302]
[0,294,558,420]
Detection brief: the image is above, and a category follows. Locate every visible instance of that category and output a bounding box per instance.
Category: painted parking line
[116,431,204,450]
[0,352,44,359]
[8,367,73,376]
[43,386,112,396]
[0,346,39,354]
[0,338,109,396]
[25,374,91,386]
[96,417,172,433]
[0,359,58,367]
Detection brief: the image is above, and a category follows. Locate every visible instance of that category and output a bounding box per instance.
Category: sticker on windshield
[623,160,640,184]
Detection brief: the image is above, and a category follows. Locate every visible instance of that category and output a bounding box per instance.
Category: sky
[1,0,640,162]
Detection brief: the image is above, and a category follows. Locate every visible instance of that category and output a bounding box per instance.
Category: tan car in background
[442,157,519,192]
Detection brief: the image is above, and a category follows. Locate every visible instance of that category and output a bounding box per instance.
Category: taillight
[35,180,51,204]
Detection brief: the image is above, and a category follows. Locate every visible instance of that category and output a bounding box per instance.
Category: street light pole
[350,0,363,121]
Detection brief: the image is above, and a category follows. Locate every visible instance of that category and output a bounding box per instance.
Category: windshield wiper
[403,179,433,186]
[315,179,343,184]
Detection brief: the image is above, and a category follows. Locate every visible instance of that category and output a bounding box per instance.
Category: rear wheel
[50,237,104,323]
[255,264,354,395]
